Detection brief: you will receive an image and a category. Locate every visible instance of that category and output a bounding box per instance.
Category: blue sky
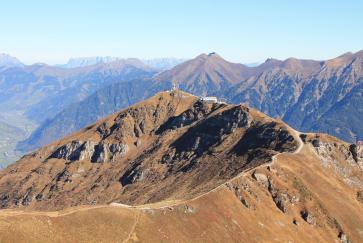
[1,0,362,64]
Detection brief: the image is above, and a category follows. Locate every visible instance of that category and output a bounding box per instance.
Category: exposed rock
[119,164,148,186]
[79,141,96,161]
[49,140,128,163]
[312,139,321,147]
[96,122,110,138]
[300,209,315,225]
[49,140,87,161]
[22,188,33,206]
[310,138,363,188]
[272,193,289,213]
[349,144,363,168]
[252,171,269,188]
[357,191,363,203]
[238,195,249,208]
[91,143,108,163]
[226,183,251,209]
[184,205,196,214]
[266,178,289,213]
[349,144,358,162]
[338,232,350,243]
[292,218,299,225]
[299,134,307,143]
[135,140,142,147]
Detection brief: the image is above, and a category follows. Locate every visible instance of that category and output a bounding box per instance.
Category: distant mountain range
[59,56,186,71]
[142,58,187,71]
[224,51,363,141]
[0,53,23,68]
[0,57,157,165]
[0,58,156,123]
[58,56,120,68]
[18,51,363,154]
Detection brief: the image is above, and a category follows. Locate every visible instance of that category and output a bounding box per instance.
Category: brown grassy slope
[0,139,362,242]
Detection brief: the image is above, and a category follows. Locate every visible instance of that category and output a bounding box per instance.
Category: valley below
[0,111,37,167]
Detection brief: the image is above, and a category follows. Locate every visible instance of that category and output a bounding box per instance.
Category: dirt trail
[122,211,140,243]
[0,205,113,217]
[292,130,304,154]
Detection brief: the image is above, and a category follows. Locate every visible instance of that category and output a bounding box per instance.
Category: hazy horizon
[1,0,362,64]
[2,49,362,67]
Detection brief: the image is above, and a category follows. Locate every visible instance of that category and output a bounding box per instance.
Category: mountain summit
[154,52,255,95]
[0,91,299,209]
[0,91,362,242]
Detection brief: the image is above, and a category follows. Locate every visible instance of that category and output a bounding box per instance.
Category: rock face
[49,140,128,163]
[301,134,363,189]
[349,144,363,168]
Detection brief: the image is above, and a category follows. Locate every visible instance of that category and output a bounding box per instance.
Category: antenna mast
[172,80,179,92]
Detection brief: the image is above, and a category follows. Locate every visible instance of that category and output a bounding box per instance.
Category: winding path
[122,211,140,243]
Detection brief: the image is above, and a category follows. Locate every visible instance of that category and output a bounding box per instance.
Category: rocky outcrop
[267,178,291,213]
[358,191,363,203]
[349,144,363,167]
[49,140,128,163]
[338,232,350,243]
[252,171,269,188]
[300,209,315,225]
[309,137,363,189]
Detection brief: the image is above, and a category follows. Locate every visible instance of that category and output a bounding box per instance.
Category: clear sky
[1,0,362,64]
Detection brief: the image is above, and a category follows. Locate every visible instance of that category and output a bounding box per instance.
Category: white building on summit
[199,96,218,103]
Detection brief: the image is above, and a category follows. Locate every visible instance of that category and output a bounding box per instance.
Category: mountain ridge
[19,50,363,155]
[59,56,186,71]
[0,91,362,242]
